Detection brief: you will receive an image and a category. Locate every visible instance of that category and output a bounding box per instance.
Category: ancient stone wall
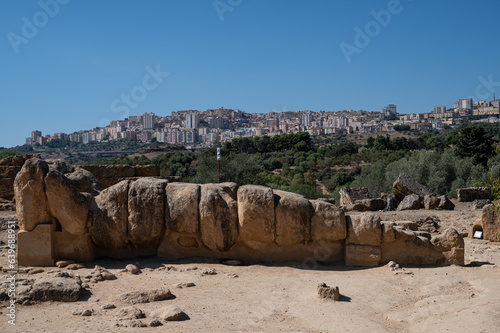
[15,158,464,267]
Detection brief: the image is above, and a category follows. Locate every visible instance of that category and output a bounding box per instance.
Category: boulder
[274,190,313,246]
[30,277,82,302]
[117,306,145,319]
[397,194,422,211]
[430,228,465,265]
[46,159,74,174]
[472,199,491,210]
[126,264,141,274]
[438,195,455,210]
[66,168,103,193]
[199,183,239,252]
[457,187,491,202]
[237,185,276,249]
[342,202,365,212]
[90,180,131,250]
[481,204,500,242]
[165,183,200,234]
[45,170,90,235]
[119,289,173,304]
[346,214,382,246]
[393,173,432,197]
[14,158,51,231]
[354,198,385,211]
[317,283,340,301]
[150,305,186,321]
[128,178,168,249]
[339,187,372,206]
[424,195,440,210]
[310,200,346,242]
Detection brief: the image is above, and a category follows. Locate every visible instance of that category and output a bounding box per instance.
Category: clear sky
[1,0,499,148]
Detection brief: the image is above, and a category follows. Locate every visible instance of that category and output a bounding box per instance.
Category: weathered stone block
[339,187,372,206]
[18,224,54,266]
[237,185,276,249]
[274,190,313,247]
[166,183,200,234]
[310,200,346,242]
[14,158,51,232]
[393,173,432,197]
[457,187,490,202]
[480,204,500,242]
[346,214,382,246]
[199,183,239,252]
[128,178,168,250]
[345,244,381,267]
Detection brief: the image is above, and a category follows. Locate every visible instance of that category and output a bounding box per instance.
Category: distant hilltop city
[26,97,500,148]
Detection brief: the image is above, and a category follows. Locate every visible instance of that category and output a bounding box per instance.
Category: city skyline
[1,0,500,148]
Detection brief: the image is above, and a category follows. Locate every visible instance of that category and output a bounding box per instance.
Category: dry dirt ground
[1,201,499,333]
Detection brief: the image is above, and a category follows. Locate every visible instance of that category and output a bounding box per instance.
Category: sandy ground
[0,201,499,333]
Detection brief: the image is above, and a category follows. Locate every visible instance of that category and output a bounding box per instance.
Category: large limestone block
[339,187,372,206]
[310,200,346,242]
[18,223,55,266]
[199,183,239,252]
[393,173,432,197]
[431,228,465,265]
[45,170,90,235]
[237,185,276,249]
[457,187,490,202]
[397,194,422,211]
[53,230,95,262]
[90,180,131,249]
[165,183,200,234]
[345,244,381,267]
[274,190,313,246]
[346,214,382,246]
[430,228,464,250]
[46,159,74,174]
[481,204,500,242]
[14,158,51,231]
[66,168,103,193]
[128,178,168,249]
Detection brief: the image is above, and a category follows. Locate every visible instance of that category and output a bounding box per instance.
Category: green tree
[456,126,495,166]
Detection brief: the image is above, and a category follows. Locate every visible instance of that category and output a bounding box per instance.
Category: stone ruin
[14,158,465,267]
[340,173,456,212]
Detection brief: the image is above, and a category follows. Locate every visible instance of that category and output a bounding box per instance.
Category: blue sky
[1,0,499,148]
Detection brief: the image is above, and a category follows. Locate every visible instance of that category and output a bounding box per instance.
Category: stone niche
[15,158,465,267]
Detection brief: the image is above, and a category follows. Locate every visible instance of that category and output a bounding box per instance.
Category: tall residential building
[301,113,313,127]
[382,104,397,118]
[142,112,156,129]
[185,113,200,129]
[209,117,224,128]
[433,105,447,114]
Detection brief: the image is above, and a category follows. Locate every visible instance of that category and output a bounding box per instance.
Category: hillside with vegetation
[3,123,500,202]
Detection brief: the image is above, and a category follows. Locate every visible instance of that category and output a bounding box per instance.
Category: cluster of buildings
[26,97,500,148]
